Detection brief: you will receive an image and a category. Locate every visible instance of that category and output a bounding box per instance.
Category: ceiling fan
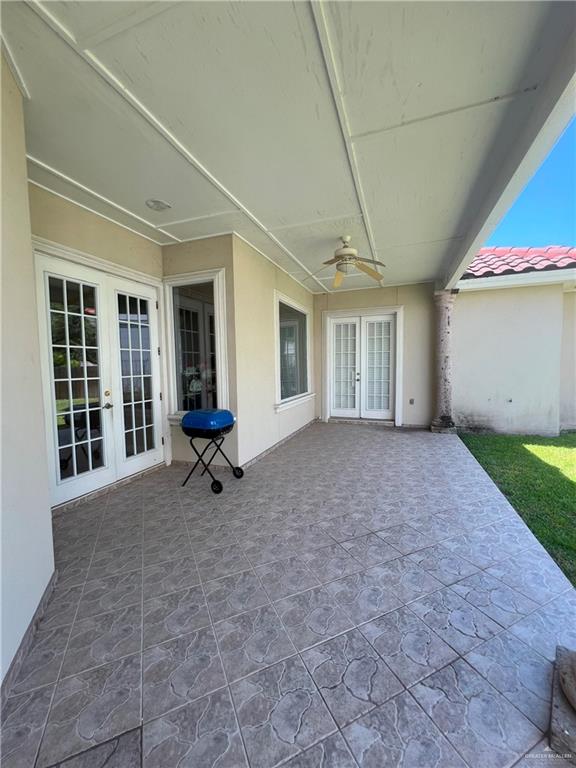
[323,236,385,288]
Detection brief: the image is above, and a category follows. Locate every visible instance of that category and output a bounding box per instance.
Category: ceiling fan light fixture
[145,198,172,212]
[336,262,354,274]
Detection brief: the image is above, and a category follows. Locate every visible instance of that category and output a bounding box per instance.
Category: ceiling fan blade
[356,257,386,267]
[332,270,344,289]
[323,257,340,265]
[355,261,383,282]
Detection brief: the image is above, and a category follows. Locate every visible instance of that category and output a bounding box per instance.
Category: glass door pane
[117,293,155,457]
[331,319,360,416]
[361,315,394,419]
[47,276,105,481]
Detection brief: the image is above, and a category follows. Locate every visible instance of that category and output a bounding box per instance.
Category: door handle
[102,403,114,410]
[355,373,360,382]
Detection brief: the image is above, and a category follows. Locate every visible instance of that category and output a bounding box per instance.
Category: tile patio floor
[2,423,575,768]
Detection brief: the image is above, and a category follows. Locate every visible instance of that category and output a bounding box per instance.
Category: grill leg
[181,438,215,487]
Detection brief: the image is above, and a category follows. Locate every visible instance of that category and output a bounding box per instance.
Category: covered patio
[3,423,574,768]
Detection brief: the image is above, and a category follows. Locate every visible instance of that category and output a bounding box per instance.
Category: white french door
[329,314,395,420]
[37,255,164,505]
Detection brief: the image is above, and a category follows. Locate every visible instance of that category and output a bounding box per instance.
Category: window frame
[164,269,229,419]
[274,290,313,408]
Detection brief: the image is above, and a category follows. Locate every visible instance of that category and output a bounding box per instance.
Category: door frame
[33,236,168,505]
[322,306,404,425]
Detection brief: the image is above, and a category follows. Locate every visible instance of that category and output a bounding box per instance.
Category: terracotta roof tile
[463,246,576,279]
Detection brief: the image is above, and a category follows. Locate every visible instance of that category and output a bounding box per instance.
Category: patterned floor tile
[340,534,401,567]
[195,544,253,580]
[465,631,554,730]
[143,556,200,599]
[324,569,402,625]
[409,588,502,654]
[300,544,363,583]
[54,556,92,590]
[231,655,336,768]
[411,659,542,768]
[37,655,141,768]
[407,544,479,585]
[301,629,403,727]
[363,558,443,605]
[342,690,467,768]
[1,684,55,768]
[375,524,435,555]
[143,688,247,768]
[508,590,576,661]
[11,625,72,695]
[38,584,83,631]
[513,738,573,766]
[187,523,240,552]
[281,732,357,768]
[88,544,142,581]
[241,533,300,566]
[142,626,226,721]
[42,728,141,767]
[204,569,270,622]
[143,533,192,567]
[451,572,539,627]
[360,607,458,687]
[275,586,354,650]
[441,531,509,569]
[486,548,572,605]
[77,571,142,620]
[214,604,295,681]
[61,604,142,677]
[255,556,321,601]
[282,525,335,553]
[143,586,210,648]
[317,514,371,543]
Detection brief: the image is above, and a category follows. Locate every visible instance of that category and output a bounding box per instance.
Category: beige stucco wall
[453,284,564,435]
[232,236,315,465]
[29,184,163,278]
[560,290,576,430]
[1,58,55,682]
[313,283,435,426]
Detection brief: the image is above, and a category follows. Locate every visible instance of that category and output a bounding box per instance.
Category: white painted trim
[322,306,404,426]
[1,36,30,98]
[274,290,313,405]
[310,2,381,276]
[28,180,169,247]
[274,393,316,414]
[457,268,576,292]
[31,236,163,286]
[163,269,229,419]
[28,157,179,242]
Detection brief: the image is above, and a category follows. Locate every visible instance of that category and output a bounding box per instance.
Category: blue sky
[486,117,575,246]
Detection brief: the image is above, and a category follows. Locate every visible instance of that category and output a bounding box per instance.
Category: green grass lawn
[460,432,576,585]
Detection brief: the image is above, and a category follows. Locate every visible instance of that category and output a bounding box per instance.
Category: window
[278,301,308,400]
[172,282,217,411]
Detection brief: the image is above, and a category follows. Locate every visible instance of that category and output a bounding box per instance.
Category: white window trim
[274,290,313,408]
[163,269,229,427]
[322,306,404,426]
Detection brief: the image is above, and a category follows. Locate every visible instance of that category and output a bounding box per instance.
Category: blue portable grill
[180,409,244,494]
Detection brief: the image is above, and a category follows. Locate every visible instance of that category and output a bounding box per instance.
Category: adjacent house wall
[232,236,315,465]
[29,184,163,278]
[313,283,435,426]
[1,58,54,682]
[453,284,564,435]
[163,236,239,464]
[560,290,576,431]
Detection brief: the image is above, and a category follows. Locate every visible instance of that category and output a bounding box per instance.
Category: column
[431,290,457,433]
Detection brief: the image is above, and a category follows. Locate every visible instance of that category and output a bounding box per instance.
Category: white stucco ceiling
[2,1,574,291]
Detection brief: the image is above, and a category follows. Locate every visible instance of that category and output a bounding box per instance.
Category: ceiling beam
[443,29,576,289]
[310,0,382,275]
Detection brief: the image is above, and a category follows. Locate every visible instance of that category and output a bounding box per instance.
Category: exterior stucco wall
[560,290,576,431]
[313,283,435,426]
[453,284,564,435]
[29,184,163,278]
[1,58,54,682]
[232,236,315,465]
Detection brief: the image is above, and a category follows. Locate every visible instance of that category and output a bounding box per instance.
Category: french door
[37,255,164,505]
[330,314,395,420]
